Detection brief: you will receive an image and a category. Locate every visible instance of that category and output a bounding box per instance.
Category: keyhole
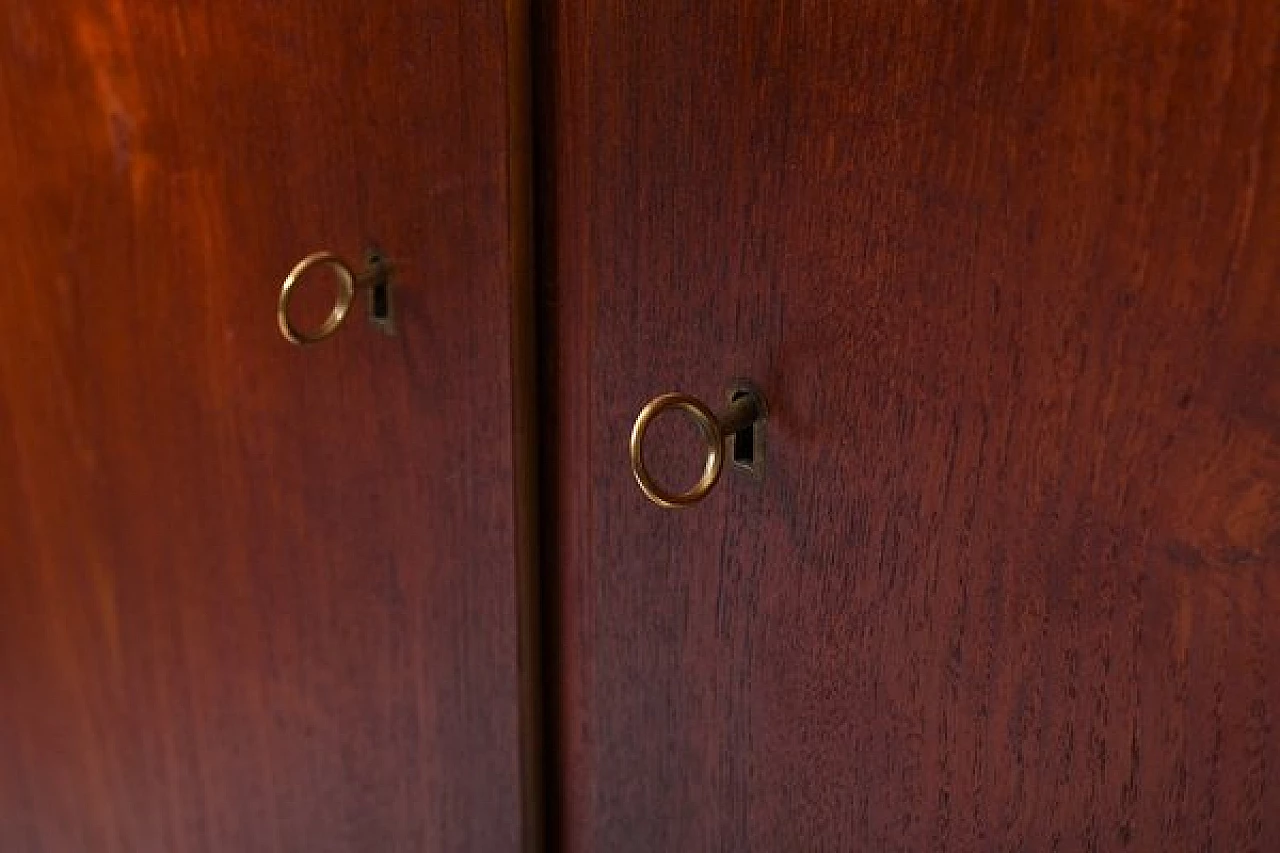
[728,385,766,479]
[371,279,390,322]
[364,249,395,334]
[732,392,754,465]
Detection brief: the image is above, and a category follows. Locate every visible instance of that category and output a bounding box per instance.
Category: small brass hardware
[727,380,766,480]
[629,383,767,509]
[277,250,393,346]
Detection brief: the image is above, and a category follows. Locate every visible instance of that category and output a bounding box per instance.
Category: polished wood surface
[0,1,526,850]
[545,2,1280,849]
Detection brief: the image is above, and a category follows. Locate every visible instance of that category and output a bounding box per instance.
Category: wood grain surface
[544,2,1280,850]
[0,1,527,850]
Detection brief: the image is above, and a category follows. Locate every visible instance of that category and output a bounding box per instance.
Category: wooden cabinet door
[545,2,1280,849]
[0,2,533,850]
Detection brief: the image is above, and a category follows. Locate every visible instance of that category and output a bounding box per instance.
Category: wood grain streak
[0,1,524,850]
[547,2,1280,850]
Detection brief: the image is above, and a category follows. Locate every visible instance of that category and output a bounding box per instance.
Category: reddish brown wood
[0,1,528,850]
[545,2,1280,850]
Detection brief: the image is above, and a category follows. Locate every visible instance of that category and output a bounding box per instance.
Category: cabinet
[543,2,1280,850]
[0,1,528,850]
[3,1,1280,851]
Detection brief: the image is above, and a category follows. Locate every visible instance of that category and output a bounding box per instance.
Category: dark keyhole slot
[731,390,754,466]
[371,280,390,321]
[363,249,394,334]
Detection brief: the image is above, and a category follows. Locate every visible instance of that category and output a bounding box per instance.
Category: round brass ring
[277,252,357,346]
[629,393,724,509]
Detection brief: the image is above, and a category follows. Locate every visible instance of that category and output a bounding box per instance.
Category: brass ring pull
[629,385,766,509]
[277,250,394,346]
[277,252,357,346]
